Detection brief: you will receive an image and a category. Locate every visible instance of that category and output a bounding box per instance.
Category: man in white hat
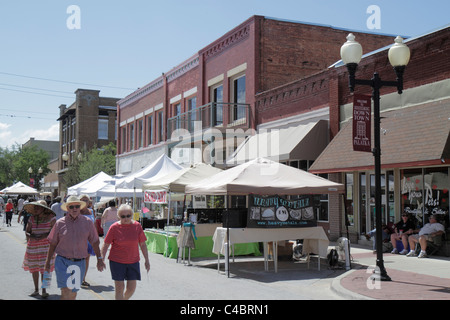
[45,195,105,300]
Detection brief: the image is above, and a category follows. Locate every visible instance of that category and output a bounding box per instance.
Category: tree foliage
[64,142,116,190]
[0,143,51,190]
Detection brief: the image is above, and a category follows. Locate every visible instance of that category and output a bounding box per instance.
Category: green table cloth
[144,230,261,259]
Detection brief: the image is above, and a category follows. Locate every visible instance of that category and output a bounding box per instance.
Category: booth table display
[144,227,261,259]
[212,226,329,273]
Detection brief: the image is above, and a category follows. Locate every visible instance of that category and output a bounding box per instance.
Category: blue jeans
[368,229,390,250]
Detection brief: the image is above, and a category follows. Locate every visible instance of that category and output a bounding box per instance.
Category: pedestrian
[5,198,14,227]
[101,204,150,300]
[101,199,119,236]
[18,199,33,232]
[79,194,95,288]
[45,195,105,300]
[22,200,56,298]
[50,196,66,220]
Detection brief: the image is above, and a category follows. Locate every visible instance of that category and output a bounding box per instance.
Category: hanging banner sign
[247,195,317,228]
[352,94,372,152]
[144,190,167,204]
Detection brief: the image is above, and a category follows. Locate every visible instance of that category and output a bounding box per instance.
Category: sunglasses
[68,205,81,210]
[120,214,132,219]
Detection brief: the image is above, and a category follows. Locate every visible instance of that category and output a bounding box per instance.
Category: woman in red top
[101,204,150,300]
[5,198,14,227]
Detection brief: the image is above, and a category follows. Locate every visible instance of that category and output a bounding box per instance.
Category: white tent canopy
[142,163,223,193]
[185,158,345,196]
[115,154,183,190]
[67,171,113,196]
[2,181,39,195]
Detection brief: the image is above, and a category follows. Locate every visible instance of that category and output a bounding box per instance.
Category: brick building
[57,89,120,193]
[117,15,394,175]
[305,25,450,246]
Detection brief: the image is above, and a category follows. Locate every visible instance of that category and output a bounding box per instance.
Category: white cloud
[19,123,59,143]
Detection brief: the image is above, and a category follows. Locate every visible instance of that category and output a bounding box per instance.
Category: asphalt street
[0,217,347,302]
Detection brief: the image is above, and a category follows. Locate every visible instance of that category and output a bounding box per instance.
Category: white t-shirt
[419,222,445,236]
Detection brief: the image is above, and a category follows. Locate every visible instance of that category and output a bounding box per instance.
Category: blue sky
[0,0,448,149]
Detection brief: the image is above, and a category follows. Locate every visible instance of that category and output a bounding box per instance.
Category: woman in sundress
[22,200,56,298]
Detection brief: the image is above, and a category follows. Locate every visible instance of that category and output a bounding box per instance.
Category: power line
[0,83,74,95]
[0,87,73,99]
[0,71,135,90]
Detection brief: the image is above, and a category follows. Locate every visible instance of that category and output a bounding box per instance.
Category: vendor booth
[142,163,261,259]
[185,158,345,275]
[2,181,39,195]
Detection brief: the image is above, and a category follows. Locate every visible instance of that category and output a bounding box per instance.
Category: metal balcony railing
[167,102,251,136]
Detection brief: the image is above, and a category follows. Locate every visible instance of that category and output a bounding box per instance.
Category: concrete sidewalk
[331,244,450,300]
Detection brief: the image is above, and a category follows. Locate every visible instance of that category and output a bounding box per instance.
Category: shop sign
[247,195,317,228]
[352,94,372,152]
[144,190,167,204]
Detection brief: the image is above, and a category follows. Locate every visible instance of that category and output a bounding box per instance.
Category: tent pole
[165,190,171,258]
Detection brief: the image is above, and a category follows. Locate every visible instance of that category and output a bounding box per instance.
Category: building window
[173,103,181,130]
[157,111,164,143]
[211,84,223,126]
[188,97,197,132]
[401,167,449,228]
[121,127,126,153]
[231,75,246,122]
[71,118,76,142]
[345,173,354,226]
[129,123,135,150]
[138,119,144,149]
[98,118,108,140]
[147,115,153,146]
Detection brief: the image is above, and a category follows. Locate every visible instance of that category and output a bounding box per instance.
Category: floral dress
[22,216,56,274]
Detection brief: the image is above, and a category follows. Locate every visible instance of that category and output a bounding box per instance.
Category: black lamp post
[340,34,410,281]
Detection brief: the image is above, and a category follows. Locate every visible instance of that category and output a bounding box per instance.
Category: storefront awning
[309,99,450,174]
[227,120,329,165]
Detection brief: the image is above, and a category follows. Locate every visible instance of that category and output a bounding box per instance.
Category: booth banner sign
[352,94,372,153]
[248,195,317,228]
[144,190,167,204]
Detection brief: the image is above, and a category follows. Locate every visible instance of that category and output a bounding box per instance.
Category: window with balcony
[211,84,223,126]
[188,96,197,132]
[231,75,246,123]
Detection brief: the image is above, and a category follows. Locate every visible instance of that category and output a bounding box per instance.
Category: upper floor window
[211,84,223,126]
[98,118,108,140]
[231,75,246,121]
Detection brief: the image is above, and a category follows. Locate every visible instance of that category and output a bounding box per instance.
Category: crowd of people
[365,212,445,258]
[0,194,150,300]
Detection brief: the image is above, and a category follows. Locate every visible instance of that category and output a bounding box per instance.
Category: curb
[330,267,374,300]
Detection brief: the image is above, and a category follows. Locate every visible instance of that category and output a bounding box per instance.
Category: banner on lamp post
[352,94,372,152]
[144,190,167,204]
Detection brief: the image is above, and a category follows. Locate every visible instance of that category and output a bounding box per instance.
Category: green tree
[64,143,116,190]
[0,144,50,189]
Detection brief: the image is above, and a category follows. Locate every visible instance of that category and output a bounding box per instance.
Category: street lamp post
[340,34,410,281]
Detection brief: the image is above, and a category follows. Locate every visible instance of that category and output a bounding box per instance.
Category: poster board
[247,194,317,228]
[144,190,167,204]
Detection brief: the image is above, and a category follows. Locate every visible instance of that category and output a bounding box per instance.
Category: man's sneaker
[391,248,398,254]
[399,249,409,255]
[418,251,428,258]
[406,250,416,257]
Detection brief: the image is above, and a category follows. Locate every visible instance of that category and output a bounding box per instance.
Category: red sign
[352,94,372,152]
[144,190,167,204]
